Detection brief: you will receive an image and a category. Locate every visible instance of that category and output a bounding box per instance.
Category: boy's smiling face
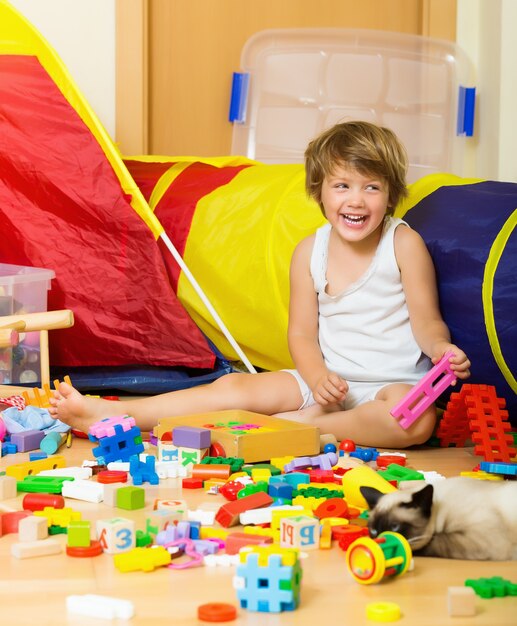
[321,164,390,244]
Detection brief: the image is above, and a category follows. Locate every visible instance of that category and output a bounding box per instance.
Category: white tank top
[310,217,431,384]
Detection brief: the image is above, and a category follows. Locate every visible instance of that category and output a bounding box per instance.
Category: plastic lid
[231,28,475,182]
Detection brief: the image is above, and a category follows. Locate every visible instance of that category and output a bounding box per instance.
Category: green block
[49,525,68,535]
[17,475,73,494]
[378,464,425,483]
[466,577,517,598]
[116,486,145,510]
[67,520,91,547]
[136,530,153,547]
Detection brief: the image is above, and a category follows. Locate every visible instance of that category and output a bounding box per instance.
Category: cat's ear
[410,484,434,518]
[360,486,385,509]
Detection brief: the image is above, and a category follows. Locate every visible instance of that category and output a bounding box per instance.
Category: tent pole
[159,233,257,374]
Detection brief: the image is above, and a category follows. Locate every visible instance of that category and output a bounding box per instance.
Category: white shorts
[284,369,388,411]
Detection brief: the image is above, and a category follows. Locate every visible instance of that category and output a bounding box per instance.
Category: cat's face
[360,484,435,551]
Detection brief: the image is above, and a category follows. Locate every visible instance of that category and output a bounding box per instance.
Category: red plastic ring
[197,603,237,622]
[66,540,103,557]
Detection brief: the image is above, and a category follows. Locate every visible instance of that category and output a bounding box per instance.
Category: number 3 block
[96,517,136,554]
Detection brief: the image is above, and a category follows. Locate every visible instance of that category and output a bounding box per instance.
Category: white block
[66,594,134,620]
[240,505,303,526]
[62,479,104,503]
[38,467,93,479]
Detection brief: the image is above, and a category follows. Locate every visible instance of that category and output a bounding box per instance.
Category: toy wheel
[379,531,412,576]
[346,536,386,584]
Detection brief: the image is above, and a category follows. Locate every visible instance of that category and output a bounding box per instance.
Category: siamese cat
[360,476,517,560]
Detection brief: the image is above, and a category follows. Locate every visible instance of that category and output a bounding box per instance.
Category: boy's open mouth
[342,213,367,225]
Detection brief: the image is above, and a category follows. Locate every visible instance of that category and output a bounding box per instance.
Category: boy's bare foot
[48,382,123,433]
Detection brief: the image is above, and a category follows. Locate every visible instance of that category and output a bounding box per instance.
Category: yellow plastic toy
[346,531,412,585]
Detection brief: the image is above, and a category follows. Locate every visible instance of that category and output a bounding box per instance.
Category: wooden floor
[1,439,516,626]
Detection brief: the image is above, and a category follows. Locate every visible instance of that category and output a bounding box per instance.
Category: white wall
[9,0,116,138]
[457,0,517,181]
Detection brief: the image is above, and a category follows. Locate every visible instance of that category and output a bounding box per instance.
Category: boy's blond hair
[304,120,408,215]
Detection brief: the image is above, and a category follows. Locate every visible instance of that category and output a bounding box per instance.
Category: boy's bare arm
[396,226,470,378]
[287,238,348,404]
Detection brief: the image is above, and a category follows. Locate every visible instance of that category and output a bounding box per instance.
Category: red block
[215,491,274,528]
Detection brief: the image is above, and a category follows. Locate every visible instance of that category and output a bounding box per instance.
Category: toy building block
[157,440,179,462]
[153,497,188,516]
[0,475,17,500]
[280,515,320,550]
[448,586,476,617]
[192,463,233,481]
[116,486,145,510]
[346,531,412,585]
[172,425,211,449]
[391,351,457,429]
[97,517,136,554]
[129,454,159,485]
[465,576,517,598]
[437,384,516,463]
[89,415,137,439]
[1,511,31,535]
[234,546,302,613]
[215,491,274,528]
[34,506,81,528]
[145,509,180,536]
[479,460,517,476]
[89,421,144,465]
[17,475,73,494]
[66,595,134,620]
[224,531,273,555]
[5,454,66,481]
[10,429,45,452]
[18,515,48,542]
[67,520,91,547]
[114,546,172,572]
[11,537,62,559]
[39,466,92,480]
[62,479,104,503]
[377,464,425,484]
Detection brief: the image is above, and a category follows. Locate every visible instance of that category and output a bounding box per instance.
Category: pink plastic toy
[390,351,457,429]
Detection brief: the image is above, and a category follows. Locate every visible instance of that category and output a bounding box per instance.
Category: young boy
[50,121,470,448]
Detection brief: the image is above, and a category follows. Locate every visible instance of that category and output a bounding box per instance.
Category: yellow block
[6,455,66,481]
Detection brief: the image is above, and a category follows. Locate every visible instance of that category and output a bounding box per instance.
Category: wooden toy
[0,309,73,389]
[11,537,62,559]
[447,586,476,616]
[155,410,320,463]
[97,517,136,554]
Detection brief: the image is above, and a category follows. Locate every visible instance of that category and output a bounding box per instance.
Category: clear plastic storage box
[0,263,55,385]
[231,29,475,182]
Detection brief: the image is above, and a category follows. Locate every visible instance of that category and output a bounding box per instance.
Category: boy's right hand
[312,372,348,406]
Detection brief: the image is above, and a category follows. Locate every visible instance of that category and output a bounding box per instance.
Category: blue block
[91,424,144,464]
[235,552,302,613]
[129,454,159,485]
[479,461,517,476]
[29,451,48,461]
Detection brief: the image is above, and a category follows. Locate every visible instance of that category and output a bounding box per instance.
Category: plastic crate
[231,28,475,182]
[0,263,55,384]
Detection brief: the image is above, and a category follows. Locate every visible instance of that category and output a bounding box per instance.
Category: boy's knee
[404,409,436,447]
